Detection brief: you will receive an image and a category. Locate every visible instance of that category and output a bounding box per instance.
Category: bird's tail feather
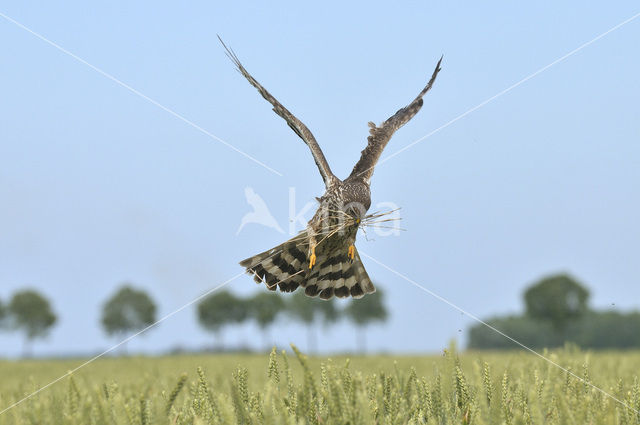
[239,231,310,294]
[239,231,375,299]
[303,247,375,299]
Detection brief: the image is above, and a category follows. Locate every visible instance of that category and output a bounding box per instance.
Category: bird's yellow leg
[348,244,355,262]
[308,245,317,269]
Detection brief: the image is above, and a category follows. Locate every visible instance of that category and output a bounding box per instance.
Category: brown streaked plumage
[223,37,442,299]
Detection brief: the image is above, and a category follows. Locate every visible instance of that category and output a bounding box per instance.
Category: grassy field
[1,345,639,424]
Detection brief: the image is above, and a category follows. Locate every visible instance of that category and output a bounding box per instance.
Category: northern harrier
[225,40,442,300]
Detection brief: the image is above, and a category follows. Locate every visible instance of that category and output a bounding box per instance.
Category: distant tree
[101,285,157,352]
[287,292,341,353]
[249,292,285,349]
[288,292,314,323]
[524,273,589,331]
[287,293,316,352]
[316,297,341,327]
[8,289,57,356]
[197,290,248,349]
[345,288,388,353]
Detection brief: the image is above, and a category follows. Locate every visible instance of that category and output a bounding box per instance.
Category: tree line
[1,285,388,356]
[103,286,387,353]
[195,289,387,353]
[468,273,640,349]
[9,273,635,356]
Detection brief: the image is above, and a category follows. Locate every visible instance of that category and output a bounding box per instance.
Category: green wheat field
[1,346,640,425]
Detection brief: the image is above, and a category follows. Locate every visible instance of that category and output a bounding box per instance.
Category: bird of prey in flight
[223,39,442,300]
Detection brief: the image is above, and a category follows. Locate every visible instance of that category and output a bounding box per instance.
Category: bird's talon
[348,245,355,262]
[309,246,316,269]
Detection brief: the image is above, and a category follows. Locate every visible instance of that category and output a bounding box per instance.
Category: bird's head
[342,201,369,228]
[341,181,371,221]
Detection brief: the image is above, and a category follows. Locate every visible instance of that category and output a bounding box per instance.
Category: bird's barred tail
[239,232,375,300]
[239,232,309,294]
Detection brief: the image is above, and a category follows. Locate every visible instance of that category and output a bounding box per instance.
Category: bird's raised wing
[220,37,337,187]
[348,57,442,183]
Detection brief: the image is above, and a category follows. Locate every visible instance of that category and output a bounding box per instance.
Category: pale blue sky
[1,2,639,357]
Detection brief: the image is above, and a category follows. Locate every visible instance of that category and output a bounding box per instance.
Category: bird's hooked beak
[344,203,365,227]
